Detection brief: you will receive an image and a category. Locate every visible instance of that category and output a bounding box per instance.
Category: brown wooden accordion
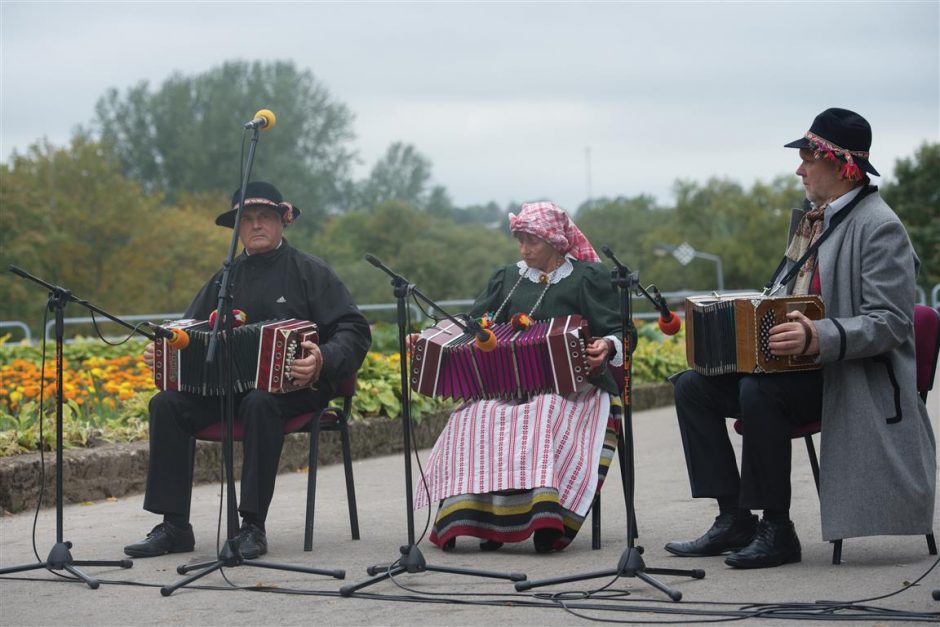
[410,315,592,402]
[684,293,825,375]
[153,318,319,395]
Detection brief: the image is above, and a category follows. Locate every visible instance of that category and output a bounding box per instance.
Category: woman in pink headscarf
[412,202,625,553]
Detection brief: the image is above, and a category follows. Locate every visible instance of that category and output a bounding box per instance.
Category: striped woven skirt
[427,395,622,551]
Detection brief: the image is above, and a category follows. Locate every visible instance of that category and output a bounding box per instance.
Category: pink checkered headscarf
[508,202,600,263]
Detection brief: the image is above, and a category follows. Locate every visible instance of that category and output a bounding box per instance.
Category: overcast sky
[2,1,938,212]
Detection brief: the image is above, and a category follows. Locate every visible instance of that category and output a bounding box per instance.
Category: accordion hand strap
[764,185,876,295]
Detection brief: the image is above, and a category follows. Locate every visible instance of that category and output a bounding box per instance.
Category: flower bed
[0,322,687,457]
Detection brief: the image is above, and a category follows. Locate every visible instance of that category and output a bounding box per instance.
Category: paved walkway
[1,400,938,625]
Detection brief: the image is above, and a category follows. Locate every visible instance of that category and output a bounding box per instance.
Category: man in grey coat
[665,108,936,569]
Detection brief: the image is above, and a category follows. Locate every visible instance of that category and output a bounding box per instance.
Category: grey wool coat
[779,187,936,541]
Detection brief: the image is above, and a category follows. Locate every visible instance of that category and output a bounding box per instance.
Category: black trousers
[673,369,823,511]
[143,387,329,522]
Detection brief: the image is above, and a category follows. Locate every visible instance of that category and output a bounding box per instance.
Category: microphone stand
[339,255,526,597]
[0,266,133,588]
[161,126,343,596]
[516,247,704,601]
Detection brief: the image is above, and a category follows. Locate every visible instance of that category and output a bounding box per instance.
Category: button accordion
[684,293,825,375]
[153,318,319,395]
[410,315,592,402]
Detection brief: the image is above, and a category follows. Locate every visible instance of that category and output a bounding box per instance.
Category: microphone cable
[405,301,435,548]
[3,549,938,622]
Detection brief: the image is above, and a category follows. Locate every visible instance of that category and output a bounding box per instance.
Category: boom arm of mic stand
[363,255,477,336]
[206,124,263,366]
[410,287,481,336]
[8,265,159,341]
[598,249,670,316]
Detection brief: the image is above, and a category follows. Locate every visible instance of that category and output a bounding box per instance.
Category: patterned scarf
[508,202,600,262]
[784,203,827,295]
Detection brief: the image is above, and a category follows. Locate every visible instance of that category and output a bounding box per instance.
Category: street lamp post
[654,242,725,292]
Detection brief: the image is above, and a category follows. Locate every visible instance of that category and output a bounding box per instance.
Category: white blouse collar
[516,255,575,284]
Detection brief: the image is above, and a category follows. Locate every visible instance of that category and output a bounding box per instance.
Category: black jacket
[185,239,371,396]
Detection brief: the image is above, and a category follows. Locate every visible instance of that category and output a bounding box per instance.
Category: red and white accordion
[153,318,319,395]
[685,293,825,375]
[410,315,592,402]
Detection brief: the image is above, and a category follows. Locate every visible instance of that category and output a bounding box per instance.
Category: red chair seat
[193,412,317,441]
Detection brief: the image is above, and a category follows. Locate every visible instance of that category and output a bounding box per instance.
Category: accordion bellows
[685,293,825,375]
[153,318,318,395]
[410,315,592,401]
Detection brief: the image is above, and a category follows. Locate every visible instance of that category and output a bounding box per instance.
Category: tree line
[1,60,936,333]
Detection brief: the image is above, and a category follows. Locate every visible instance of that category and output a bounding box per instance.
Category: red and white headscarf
[508,201,600,263]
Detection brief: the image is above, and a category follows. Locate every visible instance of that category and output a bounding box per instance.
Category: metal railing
[2,295,671,344]
[2,285,938,344]
[0,321,32,342]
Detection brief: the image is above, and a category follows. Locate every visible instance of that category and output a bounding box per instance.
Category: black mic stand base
[0,542,132,590]
[340,544,526,597]
[515,545,703,601]
[160,539,345,596]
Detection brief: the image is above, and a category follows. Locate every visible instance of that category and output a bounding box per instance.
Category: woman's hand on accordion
[289,341,324,387]
[768,310,819,356]
[142,342,155,370]
[585,338,613,370]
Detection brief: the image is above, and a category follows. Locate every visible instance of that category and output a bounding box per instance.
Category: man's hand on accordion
[768,310,819,357]
[289,341,324,387]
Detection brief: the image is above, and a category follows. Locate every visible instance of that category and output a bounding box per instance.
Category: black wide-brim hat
[784,107,879,176]
[215,180,302,228]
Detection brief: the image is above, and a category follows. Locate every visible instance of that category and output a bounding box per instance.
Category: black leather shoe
[533,528,559,554]
[124,522,195,558]
[725,519,801,569]
[234,522,268,559]
[479,539,504,552]
[664,512,758,557]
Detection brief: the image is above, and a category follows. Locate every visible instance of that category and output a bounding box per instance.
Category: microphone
[658,311,682,336]
[146,323,190,350]
[649,285,682,336]
[464,317,497,352]
[244,109,276,131]
[475,328,497,352]
[363,253,411,288]
[600,245,627,271]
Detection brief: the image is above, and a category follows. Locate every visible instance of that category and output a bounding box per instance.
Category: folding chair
[193,375,360,552]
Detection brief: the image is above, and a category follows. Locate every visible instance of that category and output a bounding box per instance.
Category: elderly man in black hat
[125,182,371,559]
[665,108,935,568]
